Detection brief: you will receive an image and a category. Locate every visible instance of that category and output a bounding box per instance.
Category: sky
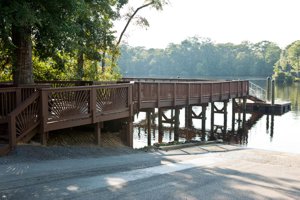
[114,0,300,49]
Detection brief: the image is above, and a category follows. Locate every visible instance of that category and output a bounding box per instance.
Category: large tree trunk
[12,25,34,85]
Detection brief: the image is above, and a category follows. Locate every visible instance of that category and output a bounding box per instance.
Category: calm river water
[132,78,300,154]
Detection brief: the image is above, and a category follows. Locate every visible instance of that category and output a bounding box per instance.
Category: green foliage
[0,0,130,83]
[0,40,12,81]
[274,40,300,83]
[118,37,281,78]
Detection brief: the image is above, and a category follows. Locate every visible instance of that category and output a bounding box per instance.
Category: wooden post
[40,89,48,145]
[242,97,247,130]
[174,108,180,141]
[223,101,228,135]
[271,79,275,106]
[267,77,271,101]
[201,104,207,141]
[147,111,151,146]
[170,109,174,129]
[270,114,274,138]
[185,106,193,128]
[90,88,96,123]
[95,122,102,145]
[157,83,160,108]
[231,98,236,133]
[126,118,133,147]
[158,108,163,143]
[266,114,269,131]
[173,83,177,106]
[210,102,215,140]
[238,98,241,129]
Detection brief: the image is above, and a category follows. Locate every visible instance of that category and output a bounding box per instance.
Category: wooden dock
[0,78,291,155]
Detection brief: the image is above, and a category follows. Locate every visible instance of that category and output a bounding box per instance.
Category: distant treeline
[118,37,282,78]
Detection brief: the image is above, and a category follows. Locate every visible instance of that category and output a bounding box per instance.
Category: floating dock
[246,101,291,115]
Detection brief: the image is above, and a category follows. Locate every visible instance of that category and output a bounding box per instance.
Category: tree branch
[116,1,154,47]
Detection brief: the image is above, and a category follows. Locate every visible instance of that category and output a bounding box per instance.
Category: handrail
[132,80,249,110]
[8,91,40,150]
[249,81,266,102]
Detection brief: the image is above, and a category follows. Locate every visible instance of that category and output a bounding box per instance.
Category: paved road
[0,144,300,200]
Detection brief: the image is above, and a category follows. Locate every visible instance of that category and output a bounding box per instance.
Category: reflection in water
[225,112,264,145]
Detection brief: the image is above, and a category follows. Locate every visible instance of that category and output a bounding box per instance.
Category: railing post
[40,89,49,145]
[229,82,231,98]
[271,79,275,106]
[267,77,271,101]
[200,83,203,103]
[90,87,96,123]
[173,83,177,106]
[237,81,240,97]
[241,81,243,96]
[221,82,223,100]
[188,83,190,105]
[157,83,160,108]
[128,84,133,117]
[210,83,213,101]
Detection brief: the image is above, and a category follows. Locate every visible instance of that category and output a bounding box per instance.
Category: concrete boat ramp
[0,144,299,200]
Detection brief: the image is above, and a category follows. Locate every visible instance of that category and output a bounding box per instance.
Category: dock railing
[249,82,266,102]
[131,80,249,110]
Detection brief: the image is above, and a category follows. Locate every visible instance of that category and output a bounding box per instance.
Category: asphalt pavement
[0,144,299,200]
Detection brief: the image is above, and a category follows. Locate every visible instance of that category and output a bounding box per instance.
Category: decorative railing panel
[40,84,132,132]
[96,86,128,113]
[47,89,90,121]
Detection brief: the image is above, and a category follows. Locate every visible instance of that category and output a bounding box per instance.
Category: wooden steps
[247,95,265,103]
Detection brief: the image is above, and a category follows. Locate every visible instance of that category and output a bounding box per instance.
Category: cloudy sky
[114,0,300,49]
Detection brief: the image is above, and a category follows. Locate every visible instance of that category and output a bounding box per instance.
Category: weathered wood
[232,98,236,133]
[158,108,163,143]
[134,80,248,109]
[146,111,151,146]
[271,79,275,106]
[210,102,215,140]
[174,108,180,142]
[201,104,207,141]
[185,106,193,128]
[126,118,133,147]
[95,122,102,145]
[1,78,250,155]
[223,101,228,135]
